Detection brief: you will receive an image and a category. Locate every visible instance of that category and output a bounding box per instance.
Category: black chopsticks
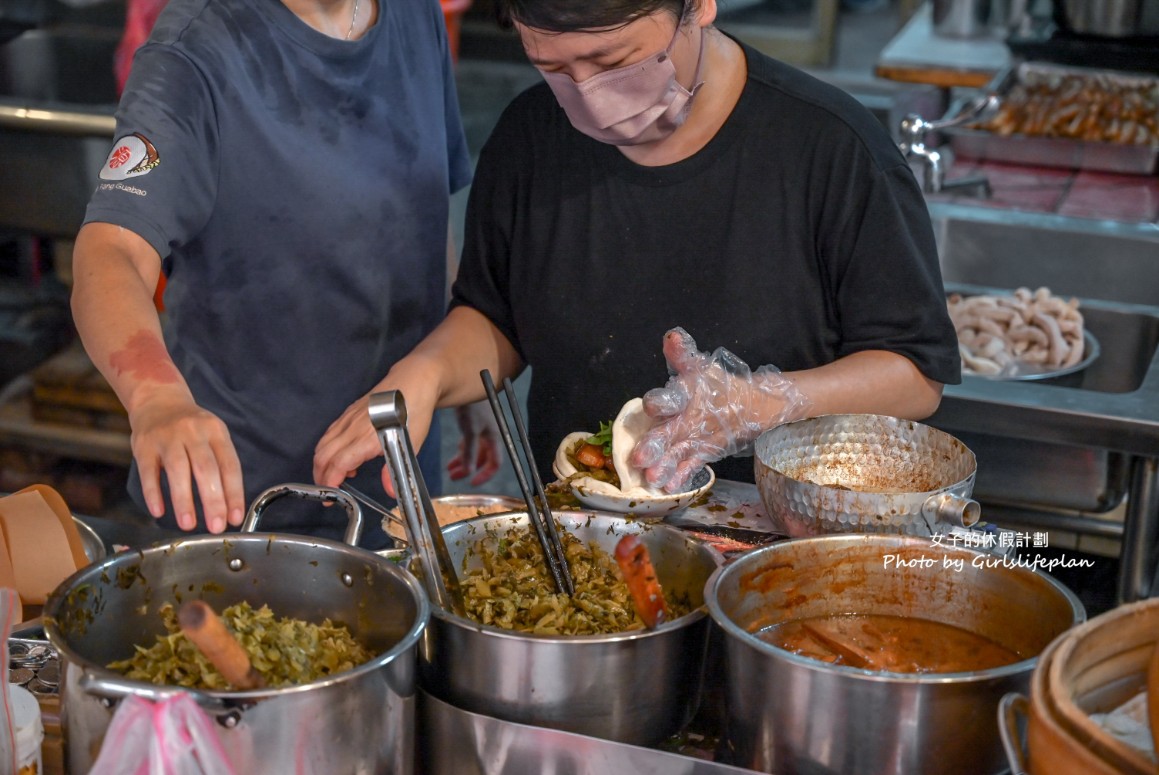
[480,371,575,596]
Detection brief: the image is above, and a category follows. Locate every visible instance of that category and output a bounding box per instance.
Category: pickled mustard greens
[460,525,690,635]
[108,601,373,689]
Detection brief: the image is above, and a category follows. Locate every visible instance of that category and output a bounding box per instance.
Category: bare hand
[446,402,502,486]
[129,388,245,533]
[313,379,439,497]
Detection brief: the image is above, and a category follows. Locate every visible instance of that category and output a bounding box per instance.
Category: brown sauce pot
[705,534,1085,774]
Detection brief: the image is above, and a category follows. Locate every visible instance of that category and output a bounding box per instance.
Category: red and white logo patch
[100,133,160,181]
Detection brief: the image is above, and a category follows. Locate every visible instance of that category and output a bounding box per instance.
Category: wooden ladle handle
[178,600,266,690]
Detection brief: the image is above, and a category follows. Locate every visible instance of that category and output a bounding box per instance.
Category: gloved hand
[630,327,812,493]
[446,401,502,487]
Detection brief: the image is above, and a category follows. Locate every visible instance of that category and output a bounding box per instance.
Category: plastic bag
[89,693,237,775]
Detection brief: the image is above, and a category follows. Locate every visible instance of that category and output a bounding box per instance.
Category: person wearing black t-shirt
[313,0,960,496]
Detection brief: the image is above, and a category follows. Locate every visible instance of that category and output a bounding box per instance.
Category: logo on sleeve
[100,133,161,181]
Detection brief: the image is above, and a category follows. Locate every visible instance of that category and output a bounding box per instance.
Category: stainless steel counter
[927,202,1159,603]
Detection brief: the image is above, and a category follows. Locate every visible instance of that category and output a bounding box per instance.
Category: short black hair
[494,0,689,32]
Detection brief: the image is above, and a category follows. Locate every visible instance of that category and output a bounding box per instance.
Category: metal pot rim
[705,534,1086,683]
[425,510,723,642]
[44,532,431,700]
[428,603,708,643]
[757,413,978,497]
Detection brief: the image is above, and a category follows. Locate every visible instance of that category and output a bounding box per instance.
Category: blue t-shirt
[84,0,472,547]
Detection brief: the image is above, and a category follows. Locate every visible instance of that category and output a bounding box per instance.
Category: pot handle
[78,669,239,719]
[921,492,981,529]
[998,692,1031,775]
[241,483,364,546]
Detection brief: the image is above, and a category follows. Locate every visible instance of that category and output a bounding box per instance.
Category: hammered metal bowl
[754,414,979,537]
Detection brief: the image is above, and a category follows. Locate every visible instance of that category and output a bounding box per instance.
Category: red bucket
[440,0,472,62]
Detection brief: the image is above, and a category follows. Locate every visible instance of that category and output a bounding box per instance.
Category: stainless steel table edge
[418,690,760,775]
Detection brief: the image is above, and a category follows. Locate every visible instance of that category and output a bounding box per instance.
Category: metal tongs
[480,371,574,596]
[367,391,465,616]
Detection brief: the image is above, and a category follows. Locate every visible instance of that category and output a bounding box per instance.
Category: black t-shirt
[452,42,960,484]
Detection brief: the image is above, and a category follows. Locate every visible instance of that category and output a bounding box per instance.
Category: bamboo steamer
[1023,634,1130,775]
[1024,598,1159,775]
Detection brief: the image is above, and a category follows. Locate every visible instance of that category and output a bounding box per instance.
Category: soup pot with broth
[705,534,1084,774]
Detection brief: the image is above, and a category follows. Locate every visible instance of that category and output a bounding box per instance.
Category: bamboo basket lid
[1044,599,1159,775]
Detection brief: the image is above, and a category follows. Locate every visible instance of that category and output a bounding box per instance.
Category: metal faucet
[898,94,998,196]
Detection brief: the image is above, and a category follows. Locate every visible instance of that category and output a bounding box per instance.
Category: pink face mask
[538,17,706,146]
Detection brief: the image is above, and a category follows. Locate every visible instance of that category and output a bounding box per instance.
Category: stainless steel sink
[925,202,1159,602]
[932,202,1159,308]
[0,27,119,237]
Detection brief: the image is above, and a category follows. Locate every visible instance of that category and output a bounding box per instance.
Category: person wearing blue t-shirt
[70,0,471,549]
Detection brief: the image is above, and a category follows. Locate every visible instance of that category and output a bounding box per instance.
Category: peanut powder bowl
[755,414,981,537]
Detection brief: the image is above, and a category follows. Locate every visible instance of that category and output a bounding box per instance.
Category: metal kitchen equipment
[898,92,998,194]
[420,689,755,774]
[706,534,1085,774]
[0,25,118,237]
[367,390,464,616]
[44,483,430,775]
[340,481,410,547]
[480,370,573,595]
[926,212,1159,605]
[416,510,723,747]
[754,414,981,537]
[1056,0,1159,37]
[942,62,1159,175]
[932,0,993,37]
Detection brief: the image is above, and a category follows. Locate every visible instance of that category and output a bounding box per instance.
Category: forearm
[383,305,523,409]
[788,350,944,422]
[71,224,192,413]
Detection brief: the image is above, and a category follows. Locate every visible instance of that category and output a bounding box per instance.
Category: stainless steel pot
[415,510,723,747]
[1057,0,1159,36]
[754,414,981,537]
[44,484,429,775]
[705,534,1085,775]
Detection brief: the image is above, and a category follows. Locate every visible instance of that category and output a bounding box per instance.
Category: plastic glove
[630,327,812,493]
[446,401,502,487]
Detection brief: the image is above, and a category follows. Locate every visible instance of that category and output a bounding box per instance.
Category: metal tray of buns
[942,62,1159,175]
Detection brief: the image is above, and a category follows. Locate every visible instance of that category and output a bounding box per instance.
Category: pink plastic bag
[114,0,169,96]
[89,693,237,775]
